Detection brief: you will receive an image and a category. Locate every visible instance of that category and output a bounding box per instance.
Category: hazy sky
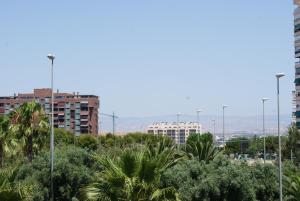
[0,1,295,117]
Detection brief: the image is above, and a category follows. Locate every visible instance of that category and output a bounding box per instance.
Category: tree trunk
[27,135,33,162]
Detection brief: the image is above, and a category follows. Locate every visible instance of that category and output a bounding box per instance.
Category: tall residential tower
[0,88,99,135]
[294,0,300,129]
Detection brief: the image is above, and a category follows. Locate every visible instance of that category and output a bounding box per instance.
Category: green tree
[250,164,278,201]
[286,124,300,164]
[186,132,213,145]
[77,134,98,151]
[225,137,250,155]
[186,141,221,163]
[83,140,182,201]
[53,128,74,145]
[0,167,35,201]
[248,135,263,158]
[10,102,49,161]
[162,156,274,201]
[264,136,277,154]
[0,115,17,167]
[16,145,97,201]
[284,175,300,201]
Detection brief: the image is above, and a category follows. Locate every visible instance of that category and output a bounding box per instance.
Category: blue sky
[0,0,295,117]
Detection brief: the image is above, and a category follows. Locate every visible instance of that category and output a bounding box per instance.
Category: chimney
[77,92,79,98]
[57,89,59,93]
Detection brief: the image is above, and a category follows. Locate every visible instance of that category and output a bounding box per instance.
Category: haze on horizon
[0,0,295,118]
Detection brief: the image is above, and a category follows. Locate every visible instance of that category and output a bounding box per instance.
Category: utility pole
[100,112,118,147]
[262,98,269,164]
[47,54,55,201]
[100,112,118,136]
[212,120,216,142]
[222,105,229,150]
[112,112,116,135]
[276,73,285,201]
[176,113,181,145]
[196,110,203,142]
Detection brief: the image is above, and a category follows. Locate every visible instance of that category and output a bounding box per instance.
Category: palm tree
[0,115,17,167]
[10,101,49,161]
[0,168,34,201]
[145,139,183,172]
[284,175,300,201]
[186,140,221,163]
[83,140,182,201]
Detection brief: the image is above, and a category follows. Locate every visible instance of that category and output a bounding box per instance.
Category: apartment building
[293,91,297,123]
[147,122,201,144]
[0,88,99,135]
[295,0,300,129]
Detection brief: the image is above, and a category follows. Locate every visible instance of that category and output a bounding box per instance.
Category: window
[295,24,300,33]
[55,96,65,99]
[296,68,300,75]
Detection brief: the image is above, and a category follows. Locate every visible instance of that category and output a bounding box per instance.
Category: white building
[147,122,202,144]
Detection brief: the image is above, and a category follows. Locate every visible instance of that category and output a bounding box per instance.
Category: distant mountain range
[99,114,292,137]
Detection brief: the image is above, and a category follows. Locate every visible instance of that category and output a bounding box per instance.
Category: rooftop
[0,88,98,99]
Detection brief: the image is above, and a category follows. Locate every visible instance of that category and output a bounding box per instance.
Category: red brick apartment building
[0,89,99,135]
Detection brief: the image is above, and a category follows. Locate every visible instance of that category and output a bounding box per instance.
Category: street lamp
[276,73,284,201]
[222,105,229,150]
[262,98,269,164]
[196,109,203,135]
[47,54,55,201]
[196,109,203,143]
[212,119,216,142]
[176,113,181,144]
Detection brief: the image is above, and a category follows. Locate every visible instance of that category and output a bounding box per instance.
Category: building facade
[147,122,201,144]
[295,0,300,129]
[0,88,99,135]
[293,91,297,123]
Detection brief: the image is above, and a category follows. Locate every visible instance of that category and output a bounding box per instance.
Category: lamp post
[47,54,55,201]
[276,73,284,201]
[176,113,181,144]
[196,109,203,141]
[222,105,229,150]
[262,98,269,164]
[212,119,216,142]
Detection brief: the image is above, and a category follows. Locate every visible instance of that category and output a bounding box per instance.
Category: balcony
[296,52,300,59]
[297,122,300,129]
[296,111,300,118]
[80,111,89,115]
[295,24,300,33]
[295,78,300,86]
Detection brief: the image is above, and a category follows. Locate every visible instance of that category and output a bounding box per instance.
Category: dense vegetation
[1,101,300,201]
